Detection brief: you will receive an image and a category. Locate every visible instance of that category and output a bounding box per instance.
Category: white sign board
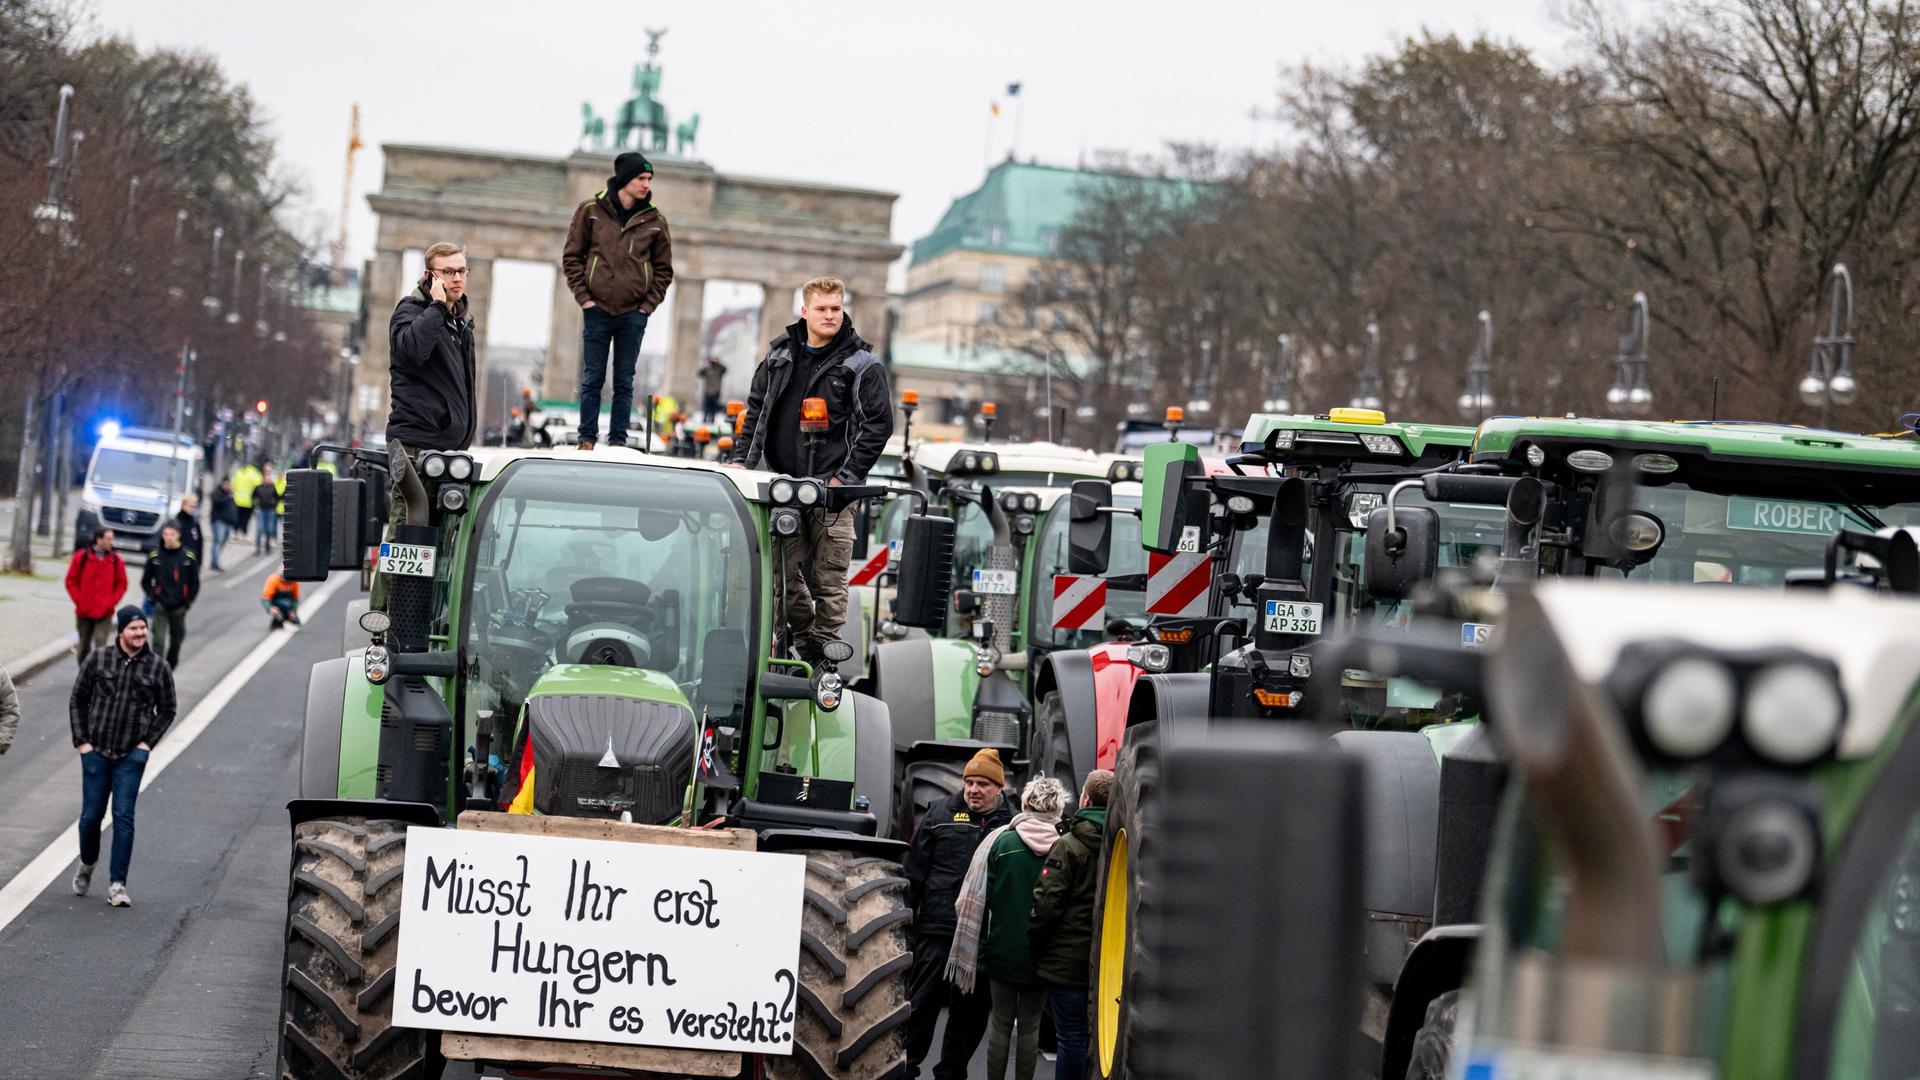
[393,827,805,1054]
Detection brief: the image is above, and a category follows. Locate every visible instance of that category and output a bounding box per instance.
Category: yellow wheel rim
[1097,828,1130,1077]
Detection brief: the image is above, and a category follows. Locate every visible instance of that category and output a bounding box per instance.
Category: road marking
[0,571,349,934]
[219,549,276,588]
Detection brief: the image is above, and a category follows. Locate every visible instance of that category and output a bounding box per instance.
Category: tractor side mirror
[894,513,957,629]
[1067,479,1113,575]
[329,477,369,571]
[282,469,335,582]
[1141,441,1205,554]
[1364,504,1439,600]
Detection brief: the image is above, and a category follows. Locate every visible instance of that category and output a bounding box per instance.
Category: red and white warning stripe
[1051,574,1108,630]
[1145,551,1211,617]
[847,545,890,586]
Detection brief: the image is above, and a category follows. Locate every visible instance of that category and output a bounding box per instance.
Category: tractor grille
[972,710,1021,748]
[102,507,159,528]
[549,759,684,822]
[530,694,697,824]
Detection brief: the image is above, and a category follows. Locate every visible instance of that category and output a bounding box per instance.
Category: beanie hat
[963,748,1005,788]
[609,151,654,193]
[115,605,148,633]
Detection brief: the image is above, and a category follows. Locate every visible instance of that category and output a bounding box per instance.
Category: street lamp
[226,249,246,324]
[167,210,188,300]
[1457,310,1495,418]
[204,227,224,313]
[1800,264,1856,427]
[1607,292,1653,415]
[1351,323,1383,411]
[256,263,272,336]
[1187,340,1214,417]
[1264,333,1294,413]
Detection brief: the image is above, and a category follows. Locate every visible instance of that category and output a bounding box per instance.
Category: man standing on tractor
[388,241,478,454]
[904,748,1014,1079]
[699,354,727,422]
[69,605,176,909]
[731,276,893,666]
[561,152,673,451]
[1030,769,1113,1080]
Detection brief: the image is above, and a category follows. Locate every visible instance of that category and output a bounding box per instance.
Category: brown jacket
[561,191,674,316]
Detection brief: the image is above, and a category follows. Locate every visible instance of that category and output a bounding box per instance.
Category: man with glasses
[387,241,477,453]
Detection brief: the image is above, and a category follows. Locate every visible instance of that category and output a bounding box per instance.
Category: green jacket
[1029,806,1107,986]
[979,825,1051,985]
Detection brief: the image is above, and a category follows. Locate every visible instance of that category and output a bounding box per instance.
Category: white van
[77,427,204,553]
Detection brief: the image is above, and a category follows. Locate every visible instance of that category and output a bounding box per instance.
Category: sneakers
[578,440,597,452]
[72,863,93,896]
[106,882,131,908]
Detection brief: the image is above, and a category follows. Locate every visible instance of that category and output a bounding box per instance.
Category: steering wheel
[564,599,657,628]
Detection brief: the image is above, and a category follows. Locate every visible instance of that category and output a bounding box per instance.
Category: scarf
[946,811,1062,993]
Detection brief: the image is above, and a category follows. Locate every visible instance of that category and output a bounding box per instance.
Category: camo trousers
[780,509,855,650]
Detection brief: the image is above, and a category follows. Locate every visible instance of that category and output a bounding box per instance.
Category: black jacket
[387,286,477,451]
[733,319,893,484]
[70,641,176,756]
[211,489,240,528]
[173,510,203,562]
[904,790,1013,937]
[1029,805,1106,986]
[142,544,199,611]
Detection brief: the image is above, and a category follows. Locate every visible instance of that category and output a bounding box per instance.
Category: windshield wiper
[1825,483,1888,531]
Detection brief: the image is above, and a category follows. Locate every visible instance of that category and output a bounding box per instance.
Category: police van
[76,427,203,553]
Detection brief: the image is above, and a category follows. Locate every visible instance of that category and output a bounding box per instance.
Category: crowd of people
[905,748,1114,1080]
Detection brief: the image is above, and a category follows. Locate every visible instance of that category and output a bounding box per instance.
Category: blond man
[387,241,477,452]
[733,277,894,665]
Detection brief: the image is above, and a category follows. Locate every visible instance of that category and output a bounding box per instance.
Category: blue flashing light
[96,420,122,441]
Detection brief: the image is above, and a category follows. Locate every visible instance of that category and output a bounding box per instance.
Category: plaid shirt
[70,642,177,756]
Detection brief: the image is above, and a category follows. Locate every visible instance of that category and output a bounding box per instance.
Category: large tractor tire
[1033,691,1078,794]
[277,817,438,1080]
[1403,991,1459,1080]
[1092,722,1162,1080]
[764,850,913,1080]
[895,757,964,839]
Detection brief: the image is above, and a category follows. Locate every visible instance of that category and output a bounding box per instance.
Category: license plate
[1463,1043,1712,1080]
[971,568,1018,595]
[1462,622,1494,648]
[378,541,437,578]
[1264,600,1323,635]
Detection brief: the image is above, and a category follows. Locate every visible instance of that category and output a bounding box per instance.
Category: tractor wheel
[895,758,965,840]
[1035,691,1078,793]
[1403,991,1460,1080]
[1092,722,1162,1080]
[763,850,912,1080]
[277,817,438,1080]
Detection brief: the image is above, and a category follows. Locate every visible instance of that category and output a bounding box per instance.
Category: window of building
[979,264,1005,293]
[978,302,1000,325]
[1043,229,1061,254]
[987,224,1007,246]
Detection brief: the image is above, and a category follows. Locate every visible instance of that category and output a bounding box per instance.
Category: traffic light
[255,399,269,414]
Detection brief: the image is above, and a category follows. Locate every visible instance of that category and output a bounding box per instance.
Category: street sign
[1146,551,1211,617]
[1051,574,1108,631]
[1725,497,1872,536]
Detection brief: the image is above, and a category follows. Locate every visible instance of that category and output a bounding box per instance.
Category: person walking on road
[252,464,280,555]
[208,479,239,572]
[0,666,19,755]
[388,241,478,454]
[699,355,727,423]
[66,528,127,666]
[730,277,894,666]
[948,777,1068,1080]
[231,461,262,540]
[140,522,199,669]
[69,605,177,908]
[904,748,1014,1080]
[561,152,674,451]
[174,493,204,564]
[262,570,301,630]
[1029,769,1113,1080]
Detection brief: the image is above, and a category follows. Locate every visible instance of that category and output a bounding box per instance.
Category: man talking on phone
[387,241,477,453]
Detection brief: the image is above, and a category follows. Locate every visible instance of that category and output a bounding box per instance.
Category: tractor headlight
[1270,429,1296,450]
[796,480,824,507]
[364,644,391,684]
[1225,495,1255,515]
[1567,449,1615,473]
[1359,434,1402,455]
[358,609,392,636]
[975,644,1002,676]
[1526,444,1548,467]
[446,455,474,481]
[960,452,981,472]
[815,670,843,712]
[421,453,448,479]
[1716,797,1820,905]
[1126,643,1171,673]
[1641,657,1737,758]
[772,508,803,537]
[877,618,905,640]
[438,484,469,514]
[770,478,796,505]
[1610,512,1664,552]
[1012,514,1036,536]
[1022,493,1041,513]
[1000,492,1022,513]
[1743,663,1845,765]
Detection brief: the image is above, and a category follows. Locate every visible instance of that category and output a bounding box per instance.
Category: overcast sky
[89,0,1581,346]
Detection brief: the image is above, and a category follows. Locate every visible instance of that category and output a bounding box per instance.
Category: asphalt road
[0,552,1004,1080]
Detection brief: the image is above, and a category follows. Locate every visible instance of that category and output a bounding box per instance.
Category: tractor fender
[872,638,937,753]
[342,598,372,656]
[848,690,897,838]
[758,827,910,863]
[1330,729,1442,990]
[1123,672,1211,759]
[300,657,351,800]
[287,798,441,832]
[1380,923,1482,1080]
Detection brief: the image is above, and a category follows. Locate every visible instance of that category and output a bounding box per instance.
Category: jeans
[779,509,856,652]
[79,748,148,884]
[149,605,187,667]
[989,978,1049,1080]
[210,519,232,569]
[1047,985,1090,1080]
[254,507,278,553]
[578,307,648,445]
[268,597,299,625]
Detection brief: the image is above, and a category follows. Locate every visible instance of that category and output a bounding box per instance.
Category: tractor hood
[522,664,698,823]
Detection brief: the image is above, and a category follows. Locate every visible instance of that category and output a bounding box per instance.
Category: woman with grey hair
[947,776,1067,1079]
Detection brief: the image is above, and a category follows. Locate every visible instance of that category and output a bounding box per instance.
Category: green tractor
[275,441,958,1079]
